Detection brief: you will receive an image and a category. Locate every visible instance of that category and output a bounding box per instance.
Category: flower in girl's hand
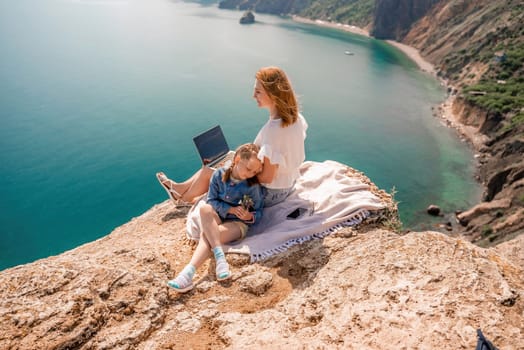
[239,195,254,210]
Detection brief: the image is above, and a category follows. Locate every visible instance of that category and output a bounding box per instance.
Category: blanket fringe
[250,210,370,263]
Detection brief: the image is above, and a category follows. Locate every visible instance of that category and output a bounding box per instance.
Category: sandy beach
[385,40,436,76]
[292,16,436,76]
[292,16,370,37]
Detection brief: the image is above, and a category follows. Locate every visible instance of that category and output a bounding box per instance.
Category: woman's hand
[228,206,254,222]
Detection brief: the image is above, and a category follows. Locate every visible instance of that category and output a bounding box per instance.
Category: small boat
[344,50,354,55]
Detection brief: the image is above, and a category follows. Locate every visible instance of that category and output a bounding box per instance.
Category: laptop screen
[193,125,230,165]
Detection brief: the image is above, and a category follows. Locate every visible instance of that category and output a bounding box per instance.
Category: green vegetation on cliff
[218,0,375,28]
[463,46,524,129]
[463,24,524,130]
[299,0,374,28]
[432,1,524,132]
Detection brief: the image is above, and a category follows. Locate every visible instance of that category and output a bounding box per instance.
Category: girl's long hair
[222,143,260,186]
[256,66,299,127]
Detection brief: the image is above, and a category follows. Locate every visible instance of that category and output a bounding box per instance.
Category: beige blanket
[221,160,387,262]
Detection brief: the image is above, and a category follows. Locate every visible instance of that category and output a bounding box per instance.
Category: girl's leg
[199,204,243,280]
[167,236,212,292]
[188,236,212,268]
[167,204,242,292]
[167,264,195,292]
[212,222,244,280]
[199,204,243,246]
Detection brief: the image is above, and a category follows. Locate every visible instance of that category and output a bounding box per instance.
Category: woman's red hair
[256,66,299,127]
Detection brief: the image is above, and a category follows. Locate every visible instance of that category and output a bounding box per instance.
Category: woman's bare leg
[157,166,214,203]
[181,167,214,203]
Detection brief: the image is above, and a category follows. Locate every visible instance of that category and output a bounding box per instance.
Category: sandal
[156,172,191,207]
[167,275,194,293]
[215,259,232,281]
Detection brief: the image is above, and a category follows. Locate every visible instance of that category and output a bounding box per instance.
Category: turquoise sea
[0,0,481,271]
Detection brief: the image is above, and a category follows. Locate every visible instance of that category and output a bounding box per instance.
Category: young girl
[167,143,264,293]
[157,66,307,207]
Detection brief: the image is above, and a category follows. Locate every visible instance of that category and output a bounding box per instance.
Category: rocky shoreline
[292,15,523,246]
[431,72,523,245]
[384,52,522,244]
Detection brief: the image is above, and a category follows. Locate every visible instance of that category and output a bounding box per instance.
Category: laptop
[193,125,235,169]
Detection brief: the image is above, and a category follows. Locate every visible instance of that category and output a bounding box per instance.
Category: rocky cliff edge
[1,165,523,349]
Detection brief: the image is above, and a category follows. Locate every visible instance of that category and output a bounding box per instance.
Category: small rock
[239,11,255,24]
[195,280,215,293]
[200,295,231,305]
[197,308,219,321]
[175,311,201,333]
[238,271,273,295]
[427,204,441,216]
[228,253,251,267]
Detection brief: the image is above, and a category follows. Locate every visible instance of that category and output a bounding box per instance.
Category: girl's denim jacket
[207,168,265,225]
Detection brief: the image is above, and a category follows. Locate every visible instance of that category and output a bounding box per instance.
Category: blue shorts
[263,186,294,207]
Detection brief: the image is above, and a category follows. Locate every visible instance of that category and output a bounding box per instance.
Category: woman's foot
[156,172,184,203]
[167,264,196,293]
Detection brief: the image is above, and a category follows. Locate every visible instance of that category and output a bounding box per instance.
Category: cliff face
[401,0,524,246]
[371,0,440,40]
[435,95,524,245]
[1,200,523,349]
[402,0,523,79]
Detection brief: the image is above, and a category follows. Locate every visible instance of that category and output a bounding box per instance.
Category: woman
[157,66,308,207]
